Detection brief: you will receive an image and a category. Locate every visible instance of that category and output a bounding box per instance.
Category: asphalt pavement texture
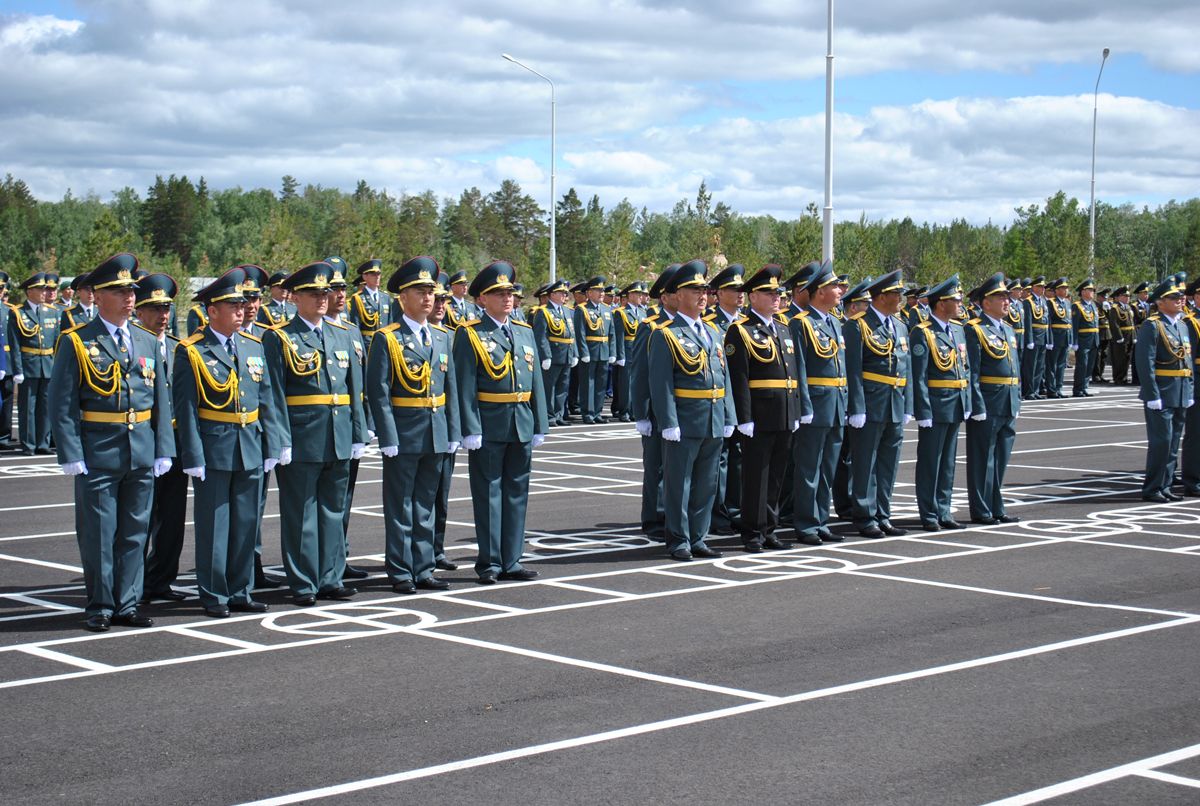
[2,383,1199,805]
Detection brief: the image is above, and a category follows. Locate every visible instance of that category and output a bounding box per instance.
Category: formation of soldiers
[1,256,1197,632]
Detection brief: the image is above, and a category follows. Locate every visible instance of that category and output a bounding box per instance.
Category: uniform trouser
[17,376,51,452]
[777,439,795,524]
[1143,406,1187,497]
[737,429,790,545]
[611,364,630,417]
[75,466,154,617]
[580,357,606,418]
[640,433,666,535]
[276,459,350,595]
[1046,342,1068,395]
[711,435,742,530]
[469,439,533,575]
[792,423,842,539]
[849,420,903,528]
[662,435,722,553]
[383,451,442,583]
[256,469,271,560]
[1181,400,1200,493]
[342,457,360,555]
[193,465,262,607]
[568,364,580,412]
[143,458,189,594]
[434,452,455,561]
[832,428,853,516]
[1021,343,1045,397]
[1073,343,1095,394]
[1094,340,1108,380]
[915,421,960,524]
[543,362,570,421]
[1109,340,1132,384]
[0,375,14,442]
[966,415,1017,520]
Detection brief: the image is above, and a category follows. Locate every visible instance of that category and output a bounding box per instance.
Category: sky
[1,0,1198,225]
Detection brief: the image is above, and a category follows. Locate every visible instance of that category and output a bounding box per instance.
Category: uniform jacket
[444,296,480,330]
[844,307,913,423]
[366,319,460,454]
[630,311,670,424]
[1072,300,1101,347]
[1135,312,1194,408]
[263,316,367,463]
[453,315,549,442]
[648,315,736,439]
[134,323,181,457]
[173,325,280,471]
[965,315,1022,418]
[790,307,848,427]
[1048,295,1072,347]
[48,316,174,470]
[186,304,209,336]
[349,287,393,351]
[725,311,799,431]
[574,300,616,361]
[910,318,971,423]
[59,303,97,332]
[531,303,578,366]
[257,299,295,327]
[8,301,58,378]
[1006,301,1026,351]
[0,304,7,374]
[1022,294,1050,348]
[1107,303,1136,345]
[613,304,644,364]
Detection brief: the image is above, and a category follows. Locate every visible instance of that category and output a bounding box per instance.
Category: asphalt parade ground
[3,384,1199,805]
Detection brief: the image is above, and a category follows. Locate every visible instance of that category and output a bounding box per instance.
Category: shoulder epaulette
[380,322,402,334]
[237,331,262,343]
[165,332,181,343]
[430,323,449,333]
[462,318,481,328]
[61,322,86,337]
[512,319,532,329]
[181,332,204,346]
[967,317,982,325]
[703,320,720,333]
[849,311,865,321]
[733,314,750,325]
[131,322,156,336]
[326,319,347,330]
[916,320,932,329]
[702,312,717,323]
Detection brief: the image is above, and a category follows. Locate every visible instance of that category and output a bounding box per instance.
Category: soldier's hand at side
[263,458,278,473]
[351,443,366,460]
[1188,399,1194,408]
[848,414,866,429]
[279,447,292,466]
[12,374,23,385]
[1026,342,1035,350]
[1045,344,1053,351]
[447,441,460,454]
[61,461,88,476]
[463,435,483,451]
[661,426,681,442]
[799,415,813,427]
[569,357,578,367]
[917,419,933,428]
[0,370,5,381]
[541,358,551,371]
[616,359,625,367]
[531,434,545,448]
[736,422,754,438]
[1070,344,1078,351]
[635,420,653,437]
[381,446,398,458]
[608,356,616,364]
[153,458,173,477]
[184,466,206,481]
[722,425,735,439]
[1146,399,1163,411]
[366,429,375,443]
[580,354,590,363]
[970,412,988,421]
[903,414,913,425]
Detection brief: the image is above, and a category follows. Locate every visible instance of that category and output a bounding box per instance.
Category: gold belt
[1051,324,1071,329]
[748,379,798,390]
[1031,324,1049,329]
[585,336,608,342]
[1155,369,1190,377]
[199,408,259,426]
[285,394,349,406]
[807,377,847,387]
[81,409,152,429]
[862,371,907,387]
[980,376,1019,385]
[20,346,53,356]
[478,391,531,403]
[1078,328,1099,334]
[548,336,573,345]
[928,379,968,389]
[674,387,725,399]
[1119,326,1134,332]
[391,393,447,408]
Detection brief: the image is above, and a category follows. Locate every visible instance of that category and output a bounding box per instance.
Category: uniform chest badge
[912,342,926,357]
[88,342,100,357]
[353,341,363,358]
[439,352,448,371]
[334,349,350,368]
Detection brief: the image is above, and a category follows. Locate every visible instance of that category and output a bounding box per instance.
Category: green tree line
[3,172,1199,295]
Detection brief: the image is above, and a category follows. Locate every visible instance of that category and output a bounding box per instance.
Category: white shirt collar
[985,314,1006,330]
[751,309,776,329]
[98,316,129,341]
[674,311,702,330]
[930,313,952,330]
[870,304,895,325]
[486,313,510,330]
[718,305,740,322]
[297,315,323,331]
[402,314,429,338]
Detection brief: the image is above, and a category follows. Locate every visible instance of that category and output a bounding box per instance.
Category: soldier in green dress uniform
[258,271,296,327]
[263,261,367,605]
[444,270,479,330]
[1107,286,1136,384]
[1180,278,1200,496]
[0,271,11,446]
[574,275,617,424]
[704,264,746,535]
[366,257,461,593]
[832,277,871,518]
[429,271,460,571]
[1071,279,1101,396]
[48,254,175,631]
[532,278,579,426]
[1044,277,1072,398]
[8,272,58,454]
[454,261,549,583]
[60,274,97,331]
[349,259,393,354]
[1021,276,1049,399]
[911,276,971,531]
[610,281,647,422]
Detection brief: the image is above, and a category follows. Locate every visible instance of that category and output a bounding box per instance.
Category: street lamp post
[1089,47,1110,276]
[822,0,835,266]
[503,53,557,282]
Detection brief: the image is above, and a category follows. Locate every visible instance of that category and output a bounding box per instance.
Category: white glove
[1146,399,1163,411]
[381,445,399,458]
[903,414,913,425]
[722,425,735,439]
[0,370,5,381]
[1188,399,1195,408]
[279,446,292,466]
[13,374,23,385]
[635,420,653,437]
[569,357,578,367]
[366,429,375,443]
[848,414,866,429]
[616,359,626,367]
[1070,344,1078,351]
[917,419,933,428]
[153,457,173,477]
[351,443,366,460]
[581,354,590,363]
[736,422,754,437]
[541,358,551,371]
[799,415,813,426]
[463,434,483,451]
[971,412,988,421]
[964,411,972,420]
[1026,342,1035,350]
[184,466,205,480]
[60,461,88,476]
[607,356,616,364]
[662,426,681,442]
[447,441,460,454]
[532,433,545,448]
[263,458,278,473]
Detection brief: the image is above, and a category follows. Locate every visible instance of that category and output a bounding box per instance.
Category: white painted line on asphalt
[167,627,265,651]
[2,592,83,612]
[643,568,738,585]
[0,530,77,542]
[1134,769,1200,789]
[236,616,1200,806]
[901,536,987,550]
[0,553,82,573]
[19,646,114,672]
[983,741,1200,804]
[541,581,633,599]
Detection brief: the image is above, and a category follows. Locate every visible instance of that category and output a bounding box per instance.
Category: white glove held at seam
[903,414,913,425]
[635,420,653,437]
[736,422,754,437]
[917,419,933,428]
[1146,399,1163,411]
[279,446,292,466]
[616,359,625,367]
[971,412,988,421]
[608,356,616,364]
[381,445,399,458]
[184,466,205,480]
[531,433,545,448]
[580,354,590,363]
[447,441,460,454]
[848,414,866,429]
[722,425,735,439]
[350,443,366,460]
[541,358,551,371]
[263,458,279,473]
[12,374,23,385]
[463,434,483,451]
[61,461,88,476]
[569,357,578,367]
[799,415,813,426]
[661,426,681,442]
[153,457,172,477]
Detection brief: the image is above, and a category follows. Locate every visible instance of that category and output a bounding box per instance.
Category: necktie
[421,327,431,348]
[694,321,707,348]
[227,336,237,364]
[159,338,167,359]
[502,324,513,344]
[114,327,127,353]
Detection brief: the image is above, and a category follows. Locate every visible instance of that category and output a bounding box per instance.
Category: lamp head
[502,53,516,62]
[1102,48,1110,59]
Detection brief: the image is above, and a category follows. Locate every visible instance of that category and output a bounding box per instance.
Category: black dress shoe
[669,548,693,561]
[1185,488,1200,498]
[342,564,370,580]
[692,545,723,558]
[477,572,498,585]
[938,519,964,530]
[498,568,539,581]
[144,589,187,602]
[1142,492,1170,503]
[996,514,1021,523]
[84,614,111,632]
[820,531,845,543]
[293,594,317,606]
[795,533,823,546]
[971,517,999,525]
[204,605,231,619]
[859,526,884,538]
[255,574,284,589]
[708,524,737,536]
[111,611,154,628]
[1163,490,1183,502]
[229,601,269,613]
[392,580,417,594]
[416,577,451,591]
[435,557,459,571]
[742,542,764,553]
[922,521,942,532]
[879,522,907,537]
[317,586,357,600]
[763,536,787,550]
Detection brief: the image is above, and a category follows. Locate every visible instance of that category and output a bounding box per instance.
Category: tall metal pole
[822,0,835,266]
[503,53,557,282]
[1088,47,1110,276]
